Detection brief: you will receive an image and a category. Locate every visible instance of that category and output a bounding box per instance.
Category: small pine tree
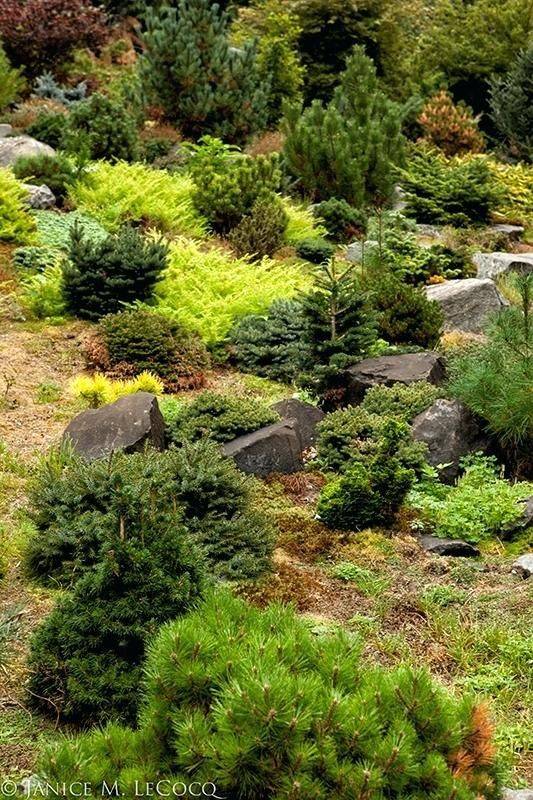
[64,92,140,162]
[140,0,269,143]
[283,46,405,206]
[228,195,288,259]
[300,258,377,404]
[418,89,485,156]
[62,225,168,321]
[490,45,533,163]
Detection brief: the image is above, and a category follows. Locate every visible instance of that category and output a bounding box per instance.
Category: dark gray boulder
[272,398,324,450]
[412,399,490,482]
[419,535,480,557]
[63,392,165,461]
[222,420,303,476]
[424,278,508,333]
[0,135,56,167]
[344,352,445,403]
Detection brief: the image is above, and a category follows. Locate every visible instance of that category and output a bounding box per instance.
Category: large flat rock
[424,278,508,333]
[473,251,533,280]
[63,392,165,461]
[344,352,445,403]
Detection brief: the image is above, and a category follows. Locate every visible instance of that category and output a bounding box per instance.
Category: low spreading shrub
[13,154,77,206]
[94,309,210,391]
[19,263,66,320]
[417,90,485,156]
[361,382,442,423]
[167,391,278,445]
[154,238,311,345]
[64,93,140,162]
[314,197,366,242]
[485,159,533,227]
[228,195,288,260]
[69,162,207,237]
[63,225,168,321]
[37,591,501,799]
[0,170,37,245]
[70,371,164,408]
[283,200,326,245]
[296,236,336,264]
[408,455,533,543]
[0,0,107,75]
[27,111,70,150]
[228,299,308,384]
[26,442,274,588]
[33,210,108,250]
[400,148,502,227]
[371,274,444,348]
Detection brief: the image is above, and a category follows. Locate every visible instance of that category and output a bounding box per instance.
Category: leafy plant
[69,162,207,237]
[19,263,66,320]
[330,561,389,596]
[0,169,37,245]
[490,45,533,163]
[0,0,107,75]
[314,197,367,243]
[228,299,308,383]
[295,237,336,264]
[283,46,405,206]
[140,0,268,143]
[418,90,485,157]
[228,195,288,260]
[13,154,77,206]
[63,225,168,321]
[70,371,164,408]
[64,93,140,162]
[37,590,501,799]
[167,391,278,445]
[154,237,311,345]
[0,41,25,111]
[33,210,108,250]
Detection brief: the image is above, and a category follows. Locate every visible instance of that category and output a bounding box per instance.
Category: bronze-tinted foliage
[418,90,485,156]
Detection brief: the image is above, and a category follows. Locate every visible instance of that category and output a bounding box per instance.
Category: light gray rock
[271,398,324,451]
[412,399,490,482]
[0,135,56,167]
[345,239,378,264]
[490,224,524,241]
[22,183,56,209]
[222,420,303,476]
[502,496,533,537]
[419,535,480,557]
[416,223,443,242]
[424,278,508,333]
[511,554,533,579]
[63,392,165,461]
[344,352,446,403]
[0,123,13,138]
[502,789,533,800]
[473,251,533,280]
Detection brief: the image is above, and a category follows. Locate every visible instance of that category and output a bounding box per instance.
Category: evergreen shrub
[371,274,444,348]
[228,195,288,260]
[296,237,336,264]
[361,382,442,423]
[0,42,25,110]
[27,112,67,150]
[62,225,168,321]
[314,197,366,242]
[0,169,37,245]
[490,45,533,163]
[418,90,485,157]
[64,93,140,162]
[13,154,77,206]
[37,591,501,799]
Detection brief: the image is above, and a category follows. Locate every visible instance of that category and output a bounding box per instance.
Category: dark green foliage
[296,236,336,264]
[228,299,308,383]
[448,274,533,464]
[190,144,282,233]
[168,391,278,445]
[299,259,377,404]
[27,112,67,150]
[490,45,533,162]
[25,442,273,587]
[64,93,140,162]
[62,225,167,321]
[13,245,58,273]
[27,504,205,724]
[316,405,428,476]
[12,153,76,205]
[228,195,288,260]
[37,591,501,799]
[361,382,442,423]
[33,71,87,106]
[371,274,444,348]
[99,309,210,389]
[140,0,268,143]
[400,148,502,227]
[314,197,366,242]
[283,47,405,206]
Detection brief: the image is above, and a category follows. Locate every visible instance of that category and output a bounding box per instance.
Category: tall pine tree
[490,44,533,163]
[140,0,269,143]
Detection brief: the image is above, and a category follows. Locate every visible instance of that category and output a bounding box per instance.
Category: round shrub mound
[38,591,501,799]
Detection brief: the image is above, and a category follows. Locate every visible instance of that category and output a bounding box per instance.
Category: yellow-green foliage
[283,200,326,245]
[0,169,36,244]
[488,160,533,226]
[71,371,164,408]
[69,162,207,237]
[154,238,311,344]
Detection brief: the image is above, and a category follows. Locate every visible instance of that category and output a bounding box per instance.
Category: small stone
[424,278,508,333]
[22,183,56,209]
[419,535,480,557]
[473,251,533,280]
[222,420,303,476]
[0,123,13,138]
[511,554,533,579]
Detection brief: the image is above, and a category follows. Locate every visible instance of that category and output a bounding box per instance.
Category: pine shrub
[140,0,268,143]
[97,309,210,391]
[0,42,24,111]
[64,93,140,162]
[490,45,533,163]
[168,391,278,445]
[256,7,304,125]
[371,274,444,348]
[25,442,274,587]
[13,154,77,206]
[37,591,501,799]
[283,47,405,206]
[418,90,485,156]
[27,112,68,150]
[314,198,366,243]
[361,382,442,423]
[62,225,168,321]
[296,236,336,264]
[228,299,308,383]
[228,195,288,260]
[0,0,107,75]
